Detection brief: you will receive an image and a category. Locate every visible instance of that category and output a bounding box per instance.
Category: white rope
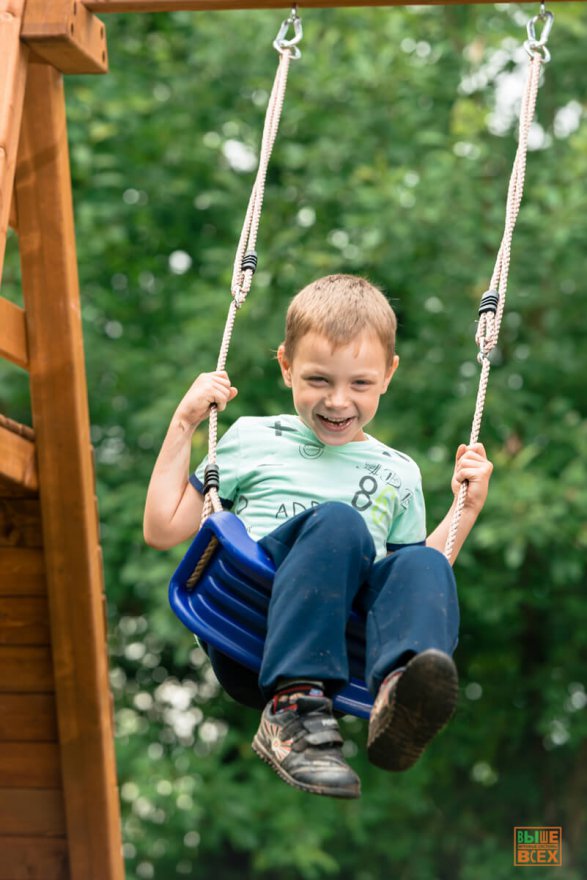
[443,49,545,563]
[200,43,297,526]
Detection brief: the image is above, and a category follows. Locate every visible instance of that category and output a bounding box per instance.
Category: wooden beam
[22,0,108,75]
[0,498,43,546]
[0,0,28,286]
[84,0,567,12]
[0,420,38,494]
[0,788,66,836]
[15,61,123,880]
[0,596,50,645]
[0,297,29,370]
[0,837,68,880]
[0,546,46,595]
[0,693,58,740]
[0,742,62,787]
[0,645,55,691]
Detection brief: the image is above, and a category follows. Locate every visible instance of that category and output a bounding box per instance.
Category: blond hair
[283,274,397,366]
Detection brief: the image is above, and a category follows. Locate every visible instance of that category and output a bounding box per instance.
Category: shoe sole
[367,650,458,772]
[251,736,360,799]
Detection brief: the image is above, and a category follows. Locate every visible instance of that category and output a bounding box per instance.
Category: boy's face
[277,330,399,445]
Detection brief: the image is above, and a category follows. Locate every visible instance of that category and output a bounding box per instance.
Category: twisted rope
[443,50,545,563]
[200,49,294,528]
[186,34,299,590]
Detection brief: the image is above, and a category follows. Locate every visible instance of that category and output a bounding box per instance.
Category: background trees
[3,2,587,877]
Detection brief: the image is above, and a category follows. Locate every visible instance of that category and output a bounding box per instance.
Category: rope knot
[476,312,497,361]
[231,286,246,308]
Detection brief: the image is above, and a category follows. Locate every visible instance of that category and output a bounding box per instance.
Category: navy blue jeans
[207,502,459,709]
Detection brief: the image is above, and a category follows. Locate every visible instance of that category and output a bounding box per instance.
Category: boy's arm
[426,443,493,564]
[143,371,237,550]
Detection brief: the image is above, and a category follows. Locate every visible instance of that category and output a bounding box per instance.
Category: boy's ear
[382,355,400,392]
[277,343,293,387]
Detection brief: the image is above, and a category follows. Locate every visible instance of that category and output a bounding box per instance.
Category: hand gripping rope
[443,4,554,563]
[187,9,303,588]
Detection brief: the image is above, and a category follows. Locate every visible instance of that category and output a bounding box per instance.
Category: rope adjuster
[241,251,258,274]
[203,463,220,496]
[524,5,554,63]
[273,7,303,60]
[478,289,499,316]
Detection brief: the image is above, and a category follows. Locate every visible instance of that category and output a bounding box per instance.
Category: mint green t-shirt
[192,415,426,561]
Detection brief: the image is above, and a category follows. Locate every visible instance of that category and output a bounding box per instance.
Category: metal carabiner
[273,7,303,60]
[524,6,554,62]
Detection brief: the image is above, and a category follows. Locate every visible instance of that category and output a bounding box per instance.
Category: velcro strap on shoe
[305,728,344,747]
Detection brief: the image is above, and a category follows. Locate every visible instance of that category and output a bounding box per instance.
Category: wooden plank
[0,547,46,596]
[0,837,69,880]
[0,297,29,370]
[0,0,28,287]
[15,62,123,880]
[0,596,50,645]
[0,788,66,836]
[0,498,43,547]
[0,741,62,787]
[0,646,54,692]
[85,0,568,12]
[22,0,108,75]
[0,693,58,740]
[0,423,38,495]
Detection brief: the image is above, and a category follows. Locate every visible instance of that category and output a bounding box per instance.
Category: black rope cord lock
[478,289,499,316]
[241,251,258,274]
[203,463,220,496]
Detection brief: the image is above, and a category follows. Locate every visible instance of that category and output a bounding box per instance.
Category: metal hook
[273,6,303,60]
[524,6,554,62]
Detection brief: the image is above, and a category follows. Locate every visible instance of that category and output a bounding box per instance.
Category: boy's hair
[283,274,397,366]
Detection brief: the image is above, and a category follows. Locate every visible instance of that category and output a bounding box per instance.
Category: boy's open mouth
[317,415,354,432]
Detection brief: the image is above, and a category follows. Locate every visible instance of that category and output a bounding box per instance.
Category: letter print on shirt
[275,499,320,520]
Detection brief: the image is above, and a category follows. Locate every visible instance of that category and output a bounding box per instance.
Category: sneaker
[367,649,458,772]
[252,689,361,799]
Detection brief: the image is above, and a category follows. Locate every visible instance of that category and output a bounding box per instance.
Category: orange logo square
[514,827,562,866]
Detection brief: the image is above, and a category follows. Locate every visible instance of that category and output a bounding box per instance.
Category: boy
[144,274,492,799]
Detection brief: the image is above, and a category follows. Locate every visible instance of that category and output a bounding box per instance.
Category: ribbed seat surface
[169,511,373,718]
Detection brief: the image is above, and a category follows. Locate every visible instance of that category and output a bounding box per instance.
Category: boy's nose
[326,387,349,408]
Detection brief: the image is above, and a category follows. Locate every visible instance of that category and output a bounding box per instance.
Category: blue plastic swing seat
[169,511,374,719]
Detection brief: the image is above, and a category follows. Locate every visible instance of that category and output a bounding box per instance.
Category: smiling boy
[144,274,492,799]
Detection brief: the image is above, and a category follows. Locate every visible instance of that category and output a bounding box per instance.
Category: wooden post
[0,0,28,286]
[15,60,124,880]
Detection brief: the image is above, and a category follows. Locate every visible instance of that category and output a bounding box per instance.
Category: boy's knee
[393,545,454,582]
[312,501,374,551]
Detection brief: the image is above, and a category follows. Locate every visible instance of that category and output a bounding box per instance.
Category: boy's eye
[306,376,328,384]
[353,380,373,387]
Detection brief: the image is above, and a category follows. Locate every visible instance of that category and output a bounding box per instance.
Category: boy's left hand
[451,443,493,513]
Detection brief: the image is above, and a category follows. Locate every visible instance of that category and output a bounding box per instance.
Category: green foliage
[3,2,587,877]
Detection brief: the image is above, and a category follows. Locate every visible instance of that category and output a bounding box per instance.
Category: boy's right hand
[176,370,238,427]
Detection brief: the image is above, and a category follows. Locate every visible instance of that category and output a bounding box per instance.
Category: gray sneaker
[252,692,361,798]
[368,650,458,772]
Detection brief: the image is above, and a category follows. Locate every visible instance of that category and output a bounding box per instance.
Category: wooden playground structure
[0,0,564,878]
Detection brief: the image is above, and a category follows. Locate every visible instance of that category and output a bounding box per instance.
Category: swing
[169,5,554,719]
